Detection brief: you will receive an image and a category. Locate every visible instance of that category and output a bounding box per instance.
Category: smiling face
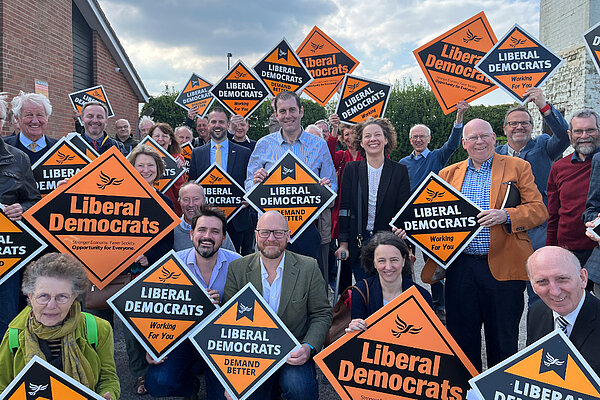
[409,125,431,155]
[28,276,75,327]
[82,105,107,140]
[374,244,404,286]
[151,127,171,151]
[569,115,600,158]
[256,212,290,260]
[179,184,205,224]
[361,123,388,158]
[18,100,48,141]
[209,111,228,143]
[139,120,153,137]
[231,118,249,140]
[191,215,225,259]
[342,126,357,150]
[133,153,158,184]
[176,126,193,145]
[528,247,587,316]
[196,118,209,141]
[504,110,533,150]
[462,119,496,169]
[115,119,131,141]
[275,97,304,137]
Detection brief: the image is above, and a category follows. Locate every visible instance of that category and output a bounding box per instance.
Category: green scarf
[23,301,92,389]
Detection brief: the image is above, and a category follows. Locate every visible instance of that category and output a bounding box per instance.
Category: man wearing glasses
[495,87,569,252]
[223,210,331,400]
[422,118,548,371]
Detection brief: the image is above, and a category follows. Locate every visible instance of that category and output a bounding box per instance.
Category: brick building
[0,0,148,138]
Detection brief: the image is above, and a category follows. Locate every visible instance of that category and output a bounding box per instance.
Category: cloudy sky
[98,0,540,106]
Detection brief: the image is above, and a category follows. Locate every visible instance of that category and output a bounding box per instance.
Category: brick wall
[93,32,139,138]
[0,1,141,138]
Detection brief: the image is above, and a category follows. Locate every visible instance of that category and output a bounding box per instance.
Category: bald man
[527,246,600,375]
[223,211,332,400]
[421,118,548,371]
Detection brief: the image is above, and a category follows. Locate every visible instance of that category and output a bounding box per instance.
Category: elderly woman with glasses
[0,253,119,400]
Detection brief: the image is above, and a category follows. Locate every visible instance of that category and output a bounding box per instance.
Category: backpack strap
[82,312,98,349]
[8,328,19,354]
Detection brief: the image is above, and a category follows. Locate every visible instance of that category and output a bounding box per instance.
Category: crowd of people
[0,87,599,400]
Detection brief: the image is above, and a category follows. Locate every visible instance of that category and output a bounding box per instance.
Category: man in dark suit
[526,246,600,375]
[188,107,253,255]
[223,210,332,400]
[5,92,58,164]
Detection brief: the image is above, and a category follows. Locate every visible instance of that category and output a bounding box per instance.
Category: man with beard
[173,182,235,252]
[546,110,600,270]
[223,211,332,400]
[80,101,126,155]
[189,107,253,255]
[145,205,237,400]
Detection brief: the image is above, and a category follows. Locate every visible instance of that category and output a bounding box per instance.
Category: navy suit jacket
[527,292,600,376]
[188,140,252,232]
[5,133,58,164]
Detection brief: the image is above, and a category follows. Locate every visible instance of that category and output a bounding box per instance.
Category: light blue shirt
[210,139,229,170]
[19,132,47,151]
[245,129,337,192]
[176,247,240,298]
[462,156,493,255]
[260,254,285,313]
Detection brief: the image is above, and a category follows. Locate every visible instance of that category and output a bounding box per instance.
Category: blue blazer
[188,140,252,232]
[5,133,58,164]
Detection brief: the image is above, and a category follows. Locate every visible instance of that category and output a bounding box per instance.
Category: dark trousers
[287,224,320,260]
[228,227,255,256]
[245,360,318,400]
[445,254,525,371]
[0,273,20,337]
[145,340,225,399]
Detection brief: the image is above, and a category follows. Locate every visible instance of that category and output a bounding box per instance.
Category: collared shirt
[410,147,430,160]
[82,132,108,149]
[507,145,521,157]
[176,247,240,298]
[19,133,47,151]
[260,254,285,313]
[552,291,586,337]
[210,139,229,170]
[462,156,493,255]
[179,214,191,231]
[245,129,337,191]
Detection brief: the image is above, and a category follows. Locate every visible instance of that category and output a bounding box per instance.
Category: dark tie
[92,140,99,151]
[556,316,569,335]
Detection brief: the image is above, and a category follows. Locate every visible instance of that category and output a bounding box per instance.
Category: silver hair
[569,109,600,131]
[139,115,154,129]
[409,124,431,138]
[0,92,8,120]
[11,91,52,119]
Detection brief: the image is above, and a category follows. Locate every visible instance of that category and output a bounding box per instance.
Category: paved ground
[114,249,528,399]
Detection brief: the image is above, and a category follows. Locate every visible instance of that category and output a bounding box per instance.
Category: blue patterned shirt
[244,129,337,191]
[462,156,493,254]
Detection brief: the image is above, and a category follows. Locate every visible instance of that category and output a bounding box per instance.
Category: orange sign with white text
[296,26,359,106]
[23,147,179,289]
[413,12,497,114]
[315,286,478,400]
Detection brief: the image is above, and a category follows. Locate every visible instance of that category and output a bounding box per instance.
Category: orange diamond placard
[23,147,179,289]
[475,24,563,104]
[0,204,47,286]
[390,172,483,268]
[210,60,269,118]
[191,283,300,400]
[244,151,336,243]
[316,286,478,400]
[413,12,497,114]
[108,250,217,361]
[253,37,313,96]
[31,136,92,197]
[335,74,391,124]
[174,72,215,117]
[296,26,359,106]
[195,163,245,221]
[1,356,106,400]
[68,84,114,118]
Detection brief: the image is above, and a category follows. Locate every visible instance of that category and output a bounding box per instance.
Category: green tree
[140,85,187,129]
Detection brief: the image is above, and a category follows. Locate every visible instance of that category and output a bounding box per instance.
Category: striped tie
[29,142,38,152]
[556,316,569,335]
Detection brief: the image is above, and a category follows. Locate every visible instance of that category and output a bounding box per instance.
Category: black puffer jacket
[0,138,41,210]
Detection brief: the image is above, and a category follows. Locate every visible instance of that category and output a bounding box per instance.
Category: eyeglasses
[256,229,288,239]
[506,121,532,128]
[34,293,72,305]
[571,128,599,136]
[464,133,494,142]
